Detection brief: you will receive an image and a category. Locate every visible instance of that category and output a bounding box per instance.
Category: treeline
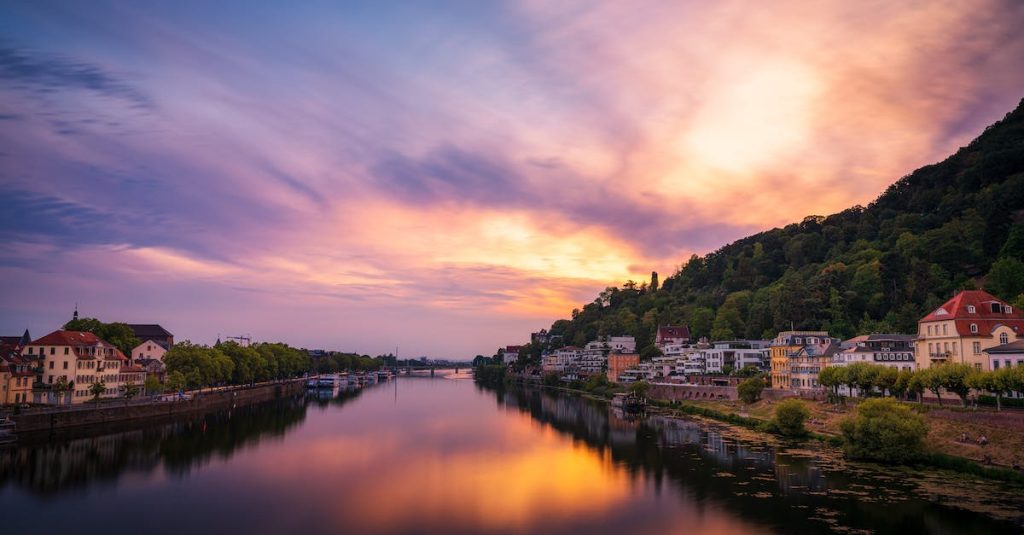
[818,362,1024,409]
[163,341,312,390]
[312,352,384,373]
[64,317,140,357]
[536,99,1024,359]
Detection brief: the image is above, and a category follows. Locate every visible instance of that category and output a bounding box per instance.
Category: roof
[921,290,1024,322]
[657,325,691,340]
[0,336,22,346]
[133,339,169,351]
[792,341,841,358]
[127,324,173,339]
[984,340,1024,355]
[29,330,102,346]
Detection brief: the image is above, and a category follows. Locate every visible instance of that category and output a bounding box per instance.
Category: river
[1,375,1022,534]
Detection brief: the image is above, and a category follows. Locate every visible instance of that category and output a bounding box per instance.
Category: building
[770,331,831,389]
[126,324,174,348]
[789,340,841,390]
[530,329,561,346]
[501,345,522,365]
[656,325,691,348]
[702,340,770,374]
[915,290,1024,372]
[835,334,916,372]
[602,352,634,381]
[984,340,1024,371]
[22,330,135,405]
[585,336,636,354]
[131,340,167,364]
[1,346,34,406]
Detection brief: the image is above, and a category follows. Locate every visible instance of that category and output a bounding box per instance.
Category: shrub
[737,377,765,404]
[542,372,561,387]
[774,399,809,437]
[839,398,928,463]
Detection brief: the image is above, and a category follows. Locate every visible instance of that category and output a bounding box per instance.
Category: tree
[63,317,141,358]
[907,370,927,404]
[817,366,843,402]
[629,380,650,398]
[774,399,809,437]
[839,398,928,463]
[939,363,977,406]
[543,372,561,387]
[144,374,162,395]
[124,381,140,399]
[52,377,71,405]
[969,368,1013,411]
[850,362,880,397]
[737,377,765,404]
[89,381,106,402]
[166,371,186,393]
[874,367,899,397]
[985,257,1024,300]
[892,370,914,400]
[917,367,944,405]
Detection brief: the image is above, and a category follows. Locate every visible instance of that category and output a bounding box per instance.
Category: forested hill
[544,98,1024,359]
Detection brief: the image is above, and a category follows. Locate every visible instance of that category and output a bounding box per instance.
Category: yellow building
[769,331,830,389]
[607,353,640,383]
[23,330,133,404]
[915,290,1024,372]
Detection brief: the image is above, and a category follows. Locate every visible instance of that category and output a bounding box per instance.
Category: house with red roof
[22,330,141,404]
[914,290,1024,371]
[655,325,691,348]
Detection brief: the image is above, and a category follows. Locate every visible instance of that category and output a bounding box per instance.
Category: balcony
[929,352,951,361]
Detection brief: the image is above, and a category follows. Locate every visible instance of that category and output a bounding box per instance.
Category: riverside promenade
[7,379,306,434]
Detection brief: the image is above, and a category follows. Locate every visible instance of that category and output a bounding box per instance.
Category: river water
[1,375,1022,534]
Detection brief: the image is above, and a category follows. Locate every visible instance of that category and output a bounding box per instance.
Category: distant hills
[543,98,1024,359]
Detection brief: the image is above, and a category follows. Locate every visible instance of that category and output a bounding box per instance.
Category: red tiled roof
[657,325,691,341]
[919,290,1024,337]
[29,330,102,346]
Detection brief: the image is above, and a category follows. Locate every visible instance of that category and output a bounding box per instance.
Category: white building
[23,330,145,405]
[834,334,916,372]
[501,345,522,365]
[702,340,770,374]
[131,339,167,364]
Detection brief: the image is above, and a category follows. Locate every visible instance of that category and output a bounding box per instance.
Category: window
[1001,333,1010,345]
[64,347,69,355]
[1008,306,1014,314]
[994,361,1000,369]
[50,347,55,355]
[943,324,948,335]
[992,303,1002,313]
[928,342,934,354]
[1007,360,1012,369]
[63,361,68,369]
[974,363,982,372]
[970,324,978,334]
[973,342,981,354]
[48,361,54,369]
[967,305,976,313]
[927,326,933,336]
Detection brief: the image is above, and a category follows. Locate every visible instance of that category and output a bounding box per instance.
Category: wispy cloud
[1,1,1023,355]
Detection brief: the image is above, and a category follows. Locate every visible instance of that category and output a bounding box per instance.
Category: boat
[316,375,338,388]
[611,392,646,413]
[377,369,394,381]
[0,418,16,445]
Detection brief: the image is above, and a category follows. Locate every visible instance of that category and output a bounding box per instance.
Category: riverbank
[10,380,306,435]
[499,375,1024,483]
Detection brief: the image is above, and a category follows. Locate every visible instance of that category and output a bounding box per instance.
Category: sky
[2,1,1024,358]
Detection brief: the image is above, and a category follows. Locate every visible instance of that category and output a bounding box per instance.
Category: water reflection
[0,378,1021,534]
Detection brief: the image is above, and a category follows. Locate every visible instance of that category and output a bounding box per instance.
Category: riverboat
[0,418,17,445]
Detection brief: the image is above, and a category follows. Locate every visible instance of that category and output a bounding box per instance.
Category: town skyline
[3,1,1024,357]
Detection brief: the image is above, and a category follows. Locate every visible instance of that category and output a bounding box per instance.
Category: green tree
[89,381,106,402]
[916,367,944,405]
[629,380,650,398]
[817,366,843,402]
[63,317,142,357]
[543,372,561,387]
[737,377,765,404]
[144,374,162,395]
[875,367,899,397]
[969,368,1013,411]
[939,363,977,406]
[839,398,928,463]
[774,399,809,437]
[985,257,1024,300]
[166,371,186,393]
[123,381,140,399]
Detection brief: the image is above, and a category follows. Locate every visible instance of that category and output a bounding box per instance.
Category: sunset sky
[2,1,1024,357]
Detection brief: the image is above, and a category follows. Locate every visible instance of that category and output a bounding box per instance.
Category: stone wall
[12,380,305,434]
[648,383,809,402]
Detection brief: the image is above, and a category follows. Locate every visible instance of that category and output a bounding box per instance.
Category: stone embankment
[12,380,305,434]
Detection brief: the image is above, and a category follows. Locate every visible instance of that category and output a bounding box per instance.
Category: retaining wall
[12,380,305,434]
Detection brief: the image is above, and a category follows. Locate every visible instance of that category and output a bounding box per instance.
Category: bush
[839,398,928,463]
[774,399,809,437]
[542,372,561,387]
[737,377,765,404]
[473,365,507,387]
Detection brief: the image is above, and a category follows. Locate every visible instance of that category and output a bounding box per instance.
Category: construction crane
[226,335,253,347]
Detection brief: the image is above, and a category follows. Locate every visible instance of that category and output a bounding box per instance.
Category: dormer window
[967,305,976,313]
[1008,306,1014,314]
[992,303,1002,313]
[970,324,978,334]
[1001,333,1010,345]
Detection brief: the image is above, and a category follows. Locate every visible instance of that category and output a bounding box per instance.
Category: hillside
[540,98,1024,359]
